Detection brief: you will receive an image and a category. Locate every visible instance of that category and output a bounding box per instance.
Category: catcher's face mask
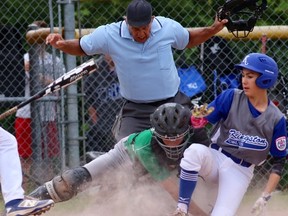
[217,0,267,38]
[153,128,191,161]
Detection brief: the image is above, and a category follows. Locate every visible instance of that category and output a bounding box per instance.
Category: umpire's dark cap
[126,0,152,27]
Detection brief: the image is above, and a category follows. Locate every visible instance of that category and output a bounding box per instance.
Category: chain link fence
[0,0,287,192]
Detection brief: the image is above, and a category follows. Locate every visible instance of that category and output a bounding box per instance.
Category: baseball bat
[0,58,99,120]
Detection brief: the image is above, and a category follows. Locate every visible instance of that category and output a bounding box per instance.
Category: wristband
[262,192,271,201]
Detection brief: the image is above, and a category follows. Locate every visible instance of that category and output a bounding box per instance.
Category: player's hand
[211,13,228,33]
[191,103,214,118]
[251,193,271,215]
[46,33,65,49]
[190,116,208,129]
[190,104,213,129]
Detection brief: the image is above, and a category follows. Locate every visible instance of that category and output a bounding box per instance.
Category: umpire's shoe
[5,197,54,216]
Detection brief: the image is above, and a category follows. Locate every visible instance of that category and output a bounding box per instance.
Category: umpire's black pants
[112,91,210,146]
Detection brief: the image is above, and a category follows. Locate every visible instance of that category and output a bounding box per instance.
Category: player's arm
[24,53,30,71]
[259,149,287,196]
[160,175,178,201]
[46,33,86,56]
[88,106,98,124]
[258,154,286,198]
[252,118,287,214]
[186,16,227,48]
[190,89,235,128]
[160,176,208,216]
[262,172,281,195]
[251,158,285,215]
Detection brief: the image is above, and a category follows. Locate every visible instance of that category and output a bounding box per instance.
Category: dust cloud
[45,165,177,216]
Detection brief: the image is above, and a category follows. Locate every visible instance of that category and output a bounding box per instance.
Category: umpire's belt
[210,144,252,168]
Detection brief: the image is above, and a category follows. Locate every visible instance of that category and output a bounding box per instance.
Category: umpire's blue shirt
[80,16,189,103]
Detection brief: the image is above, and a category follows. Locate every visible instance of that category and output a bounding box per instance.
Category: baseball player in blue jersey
[173,53,287,216]
[28,103,209,215]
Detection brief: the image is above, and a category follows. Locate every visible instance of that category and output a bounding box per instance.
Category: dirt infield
[43,183,288,216]
[0,163,286,216]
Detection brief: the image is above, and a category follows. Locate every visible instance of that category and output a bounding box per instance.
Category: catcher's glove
[191,103,214,118]
[217,0,267,38]
[191,104,214,128]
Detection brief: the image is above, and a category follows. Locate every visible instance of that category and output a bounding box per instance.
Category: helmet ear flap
[256,74,277,89]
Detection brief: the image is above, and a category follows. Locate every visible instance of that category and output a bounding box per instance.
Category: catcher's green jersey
[125,129,171,181]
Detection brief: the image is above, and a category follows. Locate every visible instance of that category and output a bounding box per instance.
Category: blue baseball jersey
[80,16,189,102]
[207,89,287,165]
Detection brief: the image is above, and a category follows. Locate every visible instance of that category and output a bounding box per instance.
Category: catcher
[29,102,209,215]
[173,53,287,216]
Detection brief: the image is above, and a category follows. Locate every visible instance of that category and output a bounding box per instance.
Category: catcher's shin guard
[29,167,92,202]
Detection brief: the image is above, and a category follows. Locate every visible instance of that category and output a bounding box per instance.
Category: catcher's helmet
[150,103,191,160]
[234,53,279,89]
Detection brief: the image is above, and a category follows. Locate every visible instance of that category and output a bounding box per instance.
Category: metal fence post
[63,0,80,167]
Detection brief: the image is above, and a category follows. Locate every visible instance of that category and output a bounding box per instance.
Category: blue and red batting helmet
[234,53,279,89]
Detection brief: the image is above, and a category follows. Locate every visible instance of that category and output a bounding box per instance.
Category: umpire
[45,0,227,143]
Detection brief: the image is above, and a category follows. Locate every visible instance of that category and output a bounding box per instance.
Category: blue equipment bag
[178,66,207,98]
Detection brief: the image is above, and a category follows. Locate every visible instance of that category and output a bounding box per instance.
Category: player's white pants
[181,143,255,216]
[0,127,24,203]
